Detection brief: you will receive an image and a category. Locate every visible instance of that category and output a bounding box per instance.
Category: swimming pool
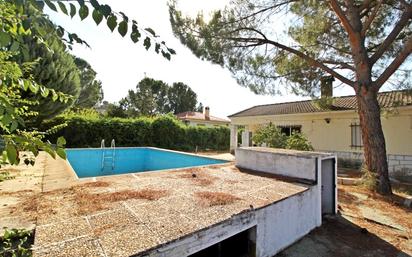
[66,147,228,178]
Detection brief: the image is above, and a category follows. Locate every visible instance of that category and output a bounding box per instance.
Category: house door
[321,158,336,215]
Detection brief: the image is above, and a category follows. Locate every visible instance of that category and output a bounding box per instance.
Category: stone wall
[321,150,412,182]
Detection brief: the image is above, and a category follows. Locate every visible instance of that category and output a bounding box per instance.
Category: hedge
[42,115,230,151]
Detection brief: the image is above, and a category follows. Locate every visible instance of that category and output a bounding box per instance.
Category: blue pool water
[66,147,227,178]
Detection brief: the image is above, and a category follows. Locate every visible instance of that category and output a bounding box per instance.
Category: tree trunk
[356,88,392,195]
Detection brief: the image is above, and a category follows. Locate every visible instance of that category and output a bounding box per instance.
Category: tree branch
[321,60,356,70]
[222,0,298,26]
[369,5,412,64]
[328,0,355,35]
[361,0,383,37]
[374,36,412,89]
[263,38,354,86]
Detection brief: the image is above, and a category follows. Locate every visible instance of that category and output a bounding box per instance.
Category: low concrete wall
[255,187,321,257]
[235,147,332,182]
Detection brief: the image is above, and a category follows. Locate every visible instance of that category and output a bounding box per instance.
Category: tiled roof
[176,111,230,123]
[229,90,412,118]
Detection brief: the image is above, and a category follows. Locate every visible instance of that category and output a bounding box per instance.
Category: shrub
[252,124,287,148]
[41,114,229,151]
[285,132,314,151]
[252,124,314,151]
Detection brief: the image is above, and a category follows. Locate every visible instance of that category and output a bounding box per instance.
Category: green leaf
[40,87,49,97]
[57,137,66,147]
[92,9,103,25]
[167,48,176,55]
[143,37,151,50]
[44,0,57,12]
[90,0,100,8]
[107,15,117,32]
[6,144,17,164]
[58,2,68,15]
[52,90,58,101]
[130,25,141,43]
[10,121,18,132]
[155,43,160,53]
[2,114,12,126]
[22,80,30,91]
[29,0,44,11]
[9,41,20,52]
[79,5,89,20]
[145,28,156,37]
[69,3,76,18]
[28,82,39,94]
[161,50,171,60]
[118,20,128,37]
[43,146,56,159]
[56,148,66,159]
[0,31,11,47]
[99,4,111,17]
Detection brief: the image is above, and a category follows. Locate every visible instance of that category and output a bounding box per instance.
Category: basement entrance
[189,227,256,257]
[321,158,336,215]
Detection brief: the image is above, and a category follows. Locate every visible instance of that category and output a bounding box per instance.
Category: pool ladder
[101,139,115,172]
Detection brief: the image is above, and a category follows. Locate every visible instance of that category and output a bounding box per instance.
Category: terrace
[1,149,328,257]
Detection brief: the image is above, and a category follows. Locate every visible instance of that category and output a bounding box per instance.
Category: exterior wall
[231,107,412,178]
[236,147,323,181]
[147,188,321,257]
[255,187,321,257]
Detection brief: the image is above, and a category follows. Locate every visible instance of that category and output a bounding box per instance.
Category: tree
[106,103,128,118]
[169,0,412,195]
[0,0,175,167]
[121,77,169,116]
[119,78,200,116]
[73,57,104,109]
[17,23,81,122]
[196,102,204,112]
[167,82,198,114]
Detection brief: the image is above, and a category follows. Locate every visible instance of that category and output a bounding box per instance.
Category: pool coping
[65,147,233,180]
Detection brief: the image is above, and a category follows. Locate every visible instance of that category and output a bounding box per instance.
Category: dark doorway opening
[189,227,256,257]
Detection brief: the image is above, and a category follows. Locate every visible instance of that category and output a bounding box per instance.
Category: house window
[277,125,302,136]
[350,123,363,147]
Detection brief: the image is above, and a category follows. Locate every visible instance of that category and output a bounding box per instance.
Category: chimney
[204,106,210,120]
[320,76,334,98]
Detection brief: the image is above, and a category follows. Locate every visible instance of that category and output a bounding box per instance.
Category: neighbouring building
[176,107,230,127]
[229,86,412,180]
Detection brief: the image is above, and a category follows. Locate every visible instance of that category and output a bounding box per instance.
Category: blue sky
[46,0,356,118]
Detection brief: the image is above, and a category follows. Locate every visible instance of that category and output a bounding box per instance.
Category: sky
[46,0,355,118]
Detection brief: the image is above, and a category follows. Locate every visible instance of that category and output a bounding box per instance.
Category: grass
[195,191,240,206]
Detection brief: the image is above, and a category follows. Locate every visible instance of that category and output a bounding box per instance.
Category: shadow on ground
[276,215,410,257]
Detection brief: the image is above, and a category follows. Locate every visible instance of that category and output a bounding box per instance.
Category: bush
[252,124,287,148]
[252,124,314,151]
[285,132,314,151]
[41,114,230,151]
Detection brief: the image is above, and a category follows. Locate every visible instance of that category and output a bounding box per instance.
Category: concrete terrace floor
[0,152,308,257]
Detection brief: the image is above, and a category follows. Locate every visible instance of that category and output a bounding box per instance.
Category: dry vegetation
[177,169,218,186]
[338,185,412,253]
[195,191,240,206]
[9,180,169,218]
